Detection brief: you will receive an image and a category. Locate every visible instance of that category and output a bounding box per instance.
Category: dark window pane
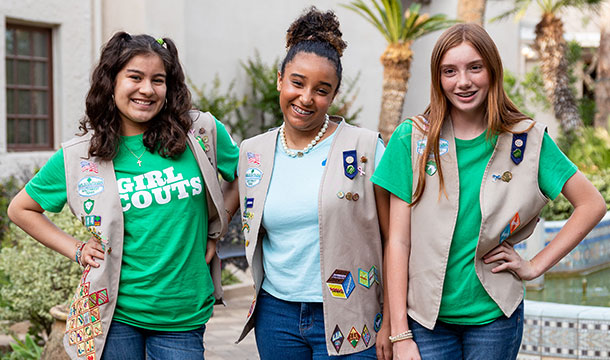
[17,119,32,144]
[6,59,14,84]
[35,119,47,145]
[33,62,48,86]
[7,89,15,114]
[16,29,31,56]
[18,90,31,114]
[17,60,31,85]
[7,118,15,144]
[32,31,48,57]
[32,91,48,115]
[6,28,15,54]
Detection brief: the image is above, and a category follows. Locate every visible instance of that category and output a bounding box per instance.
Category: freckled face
[114,54,167,135]
[440,42,490,120]
[277,52,338,134]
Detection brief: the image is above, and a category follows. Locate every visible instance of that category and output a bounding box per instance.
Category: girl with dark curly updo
[9,32,239,359]
[234,7,392,360]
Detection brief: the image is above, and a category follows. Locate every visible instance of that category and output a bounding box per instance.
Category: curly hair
[280,7,347,92]
[79,32,192,160]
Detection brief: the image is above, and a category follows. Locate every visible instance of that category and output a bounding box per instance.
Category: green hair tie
[156,38,164,46]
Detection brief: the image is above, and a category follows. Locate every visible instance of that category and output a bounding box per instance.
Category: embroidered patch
[247,152,261,166]
[83,199,95,215]
[358,266,378,288]
[511,133,528,165]
[362,325,371,346]
[425,161,437,176]
[244,168,263,187]
[343,150,358,180]
[326,270,355,299]
[348,327,361,347]
[78,176,104,197]
[88,227,111,253]
[84,215,101,227]
[247,297,256,318]
[241,223,250,233]
[245,197,254,208]
[80,160,99,174]
[416,140,426,155]
[438,139,449,155]
[331,325,344,353]
[374,313,383,332]
[499,212,521,243]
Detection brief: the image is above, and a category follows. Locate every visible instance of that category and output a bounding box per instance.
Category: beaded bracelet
[388,330,413,343]
[74,242,86,266]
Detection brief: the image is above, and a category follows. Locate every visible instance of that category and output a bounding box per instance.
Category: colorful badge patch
[241,223,250,233]
[84,215,101,227]
[331,325,344,353]
[425,161,437,176]
[247,152,261,166]
[343,150,357,180]
[326,270,355,299]
[247,297,256,318]
[362,325,371,346]
[438,139,449,155]
[374,313,383,332]
[348,327,361,348]
[80,161,99,174]
[88,227,111,253]
[78,177,104,197]
[511,133,528,165]
[245,197,254,208]
[416,140,427,155]
[358,266,378,288]
[499,212,521,243]
[244,168,263,188]
[83,199,95,214]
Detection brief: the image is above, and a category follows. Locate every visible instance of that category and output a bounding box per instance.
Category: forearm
[387,240,410,334]
[221,177,240,221]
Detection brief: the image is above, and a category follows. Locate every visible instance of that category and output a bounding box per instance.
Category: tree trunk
[594,3,610,129]
[457,0,486,25]
[534,14,583,134]
[378,42,413,141]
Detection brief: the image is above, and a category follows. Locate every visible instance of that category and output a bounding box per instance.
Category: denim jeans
[100,320,206,360]
[408,301,524,360]
[254,289,377,360]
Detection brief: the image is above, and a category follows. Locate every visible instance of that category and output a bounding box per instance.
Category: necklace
[123,142,146,167]
[280,114,329,158]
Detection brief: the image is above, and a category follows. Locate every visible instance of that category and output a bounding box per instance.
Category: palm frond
[341,0,392,42]
[490,0,533,22]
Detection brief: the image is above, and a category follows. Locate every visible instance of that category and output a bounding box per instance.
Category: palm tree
[594,2,610,129]
[457,0,487,25]
[494,0,602,135]
[343,0,455,140]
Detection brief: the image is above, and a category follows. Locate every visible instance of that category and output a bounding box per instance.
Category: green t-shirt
[26,118,239,331]
[371,120,577,325]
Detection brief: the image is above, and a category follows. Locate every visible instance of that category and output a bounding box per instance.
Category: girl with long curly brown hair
[372,23,605,360]
[9,32,239,359]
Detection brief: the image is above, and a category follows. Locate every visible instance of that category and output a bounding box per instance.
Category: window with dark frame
[5,24,53,150]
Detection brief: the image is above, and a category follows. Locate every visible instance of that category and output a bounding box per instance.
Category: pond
[525,266,610,307]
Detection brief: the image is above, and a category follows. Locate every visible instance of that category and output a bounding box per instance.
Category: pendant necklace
[123,142,146,167]
[280,114,329,158]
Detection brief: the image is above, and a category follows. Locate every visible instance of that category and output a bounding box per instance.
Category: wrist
[389,329,413,343]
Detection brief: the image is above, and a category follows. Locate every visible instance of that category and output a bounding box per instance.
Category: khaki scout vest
[408,118,548,330]
[61,111,227,360]
[236,119,384,356]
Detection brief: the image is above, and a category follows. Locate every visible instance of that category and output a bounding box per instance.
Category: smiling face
[277,52,338,136]
[440,42,490,122]
[114,53,167,135]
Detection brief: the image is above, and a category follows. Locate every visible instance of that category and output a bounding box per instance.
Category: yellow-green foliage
[0,206,86,337]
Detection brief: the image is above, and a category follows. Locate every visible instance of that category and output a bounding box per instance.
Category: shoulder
[189,110,216,131]
[62,133,92,151]
[510,119,547,134]
[336,121,380,142]
[241,127,279,149]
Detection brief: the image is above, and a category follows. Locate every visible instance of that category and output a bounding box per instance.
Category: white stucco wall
[0,0,93,179]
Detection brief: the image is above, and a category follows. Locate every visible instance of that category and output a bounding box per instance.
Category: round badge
[345,156,354,164]
[245,168,263,187]
[515,139,523,147]
[337,191,345,199]
[360,156,368,163]
[352,193,360,201]
[345,192,353,201]
[502,171,512,182]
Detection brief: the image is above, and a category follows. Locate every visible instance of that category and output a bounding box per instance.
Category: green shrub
[0,177,21,247]
[2,334,42,360]
[557,127,610,173]
[541,168,610,221]
[0,206,85,339]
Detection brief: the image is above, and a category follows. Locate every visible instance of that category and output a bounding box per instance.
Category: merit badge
[362,325,371,347]
[499,212,521,243]
[244,168,263,188]
[501,171,512,183]
[88,227,111,253]
[352,193,360,201]
[374,313,383,332]
[326,269,355,299]
[348,327,361,348]
[245,197,254,208]
[425,161,437,176]
[439,139,449,155]
[84,215,101,227]
[247,297,256,318]
[343,150,358,180]
[358,266,379,288]
[241,223,250,233]
[247,152,261,166]
[345,192,353,201]
[78,177,104,197]
[337,191,345,199]
[360,156,368,163]
[492,174,502,182]
[511,133,528,165]
[416,140,426,155]
[80,160,99,174]
[83,199,95,214]
[331,325,344,353]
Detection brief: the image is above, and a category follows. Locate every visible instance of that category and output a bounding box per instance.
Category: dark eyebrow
[289,73,332,88]
[125,69,166,78]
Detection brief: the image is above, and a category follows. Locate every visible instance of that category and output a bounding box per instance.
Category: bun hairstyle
[281,7,347,92]
[80,32,192,160]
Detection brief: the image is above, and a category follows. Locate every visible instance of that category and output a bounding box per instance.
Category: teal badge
[425,160,437,176]
[83,199,95,214]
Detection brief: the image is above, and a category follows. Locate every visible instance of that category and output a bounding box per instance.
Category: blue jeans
[408,301,524,360]
[100,320,206,360]
[254,289,377,360]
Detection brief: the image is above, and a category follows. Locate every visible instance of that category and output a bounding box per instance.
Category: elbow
[7,198,19,223]
[593,195,608,222]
